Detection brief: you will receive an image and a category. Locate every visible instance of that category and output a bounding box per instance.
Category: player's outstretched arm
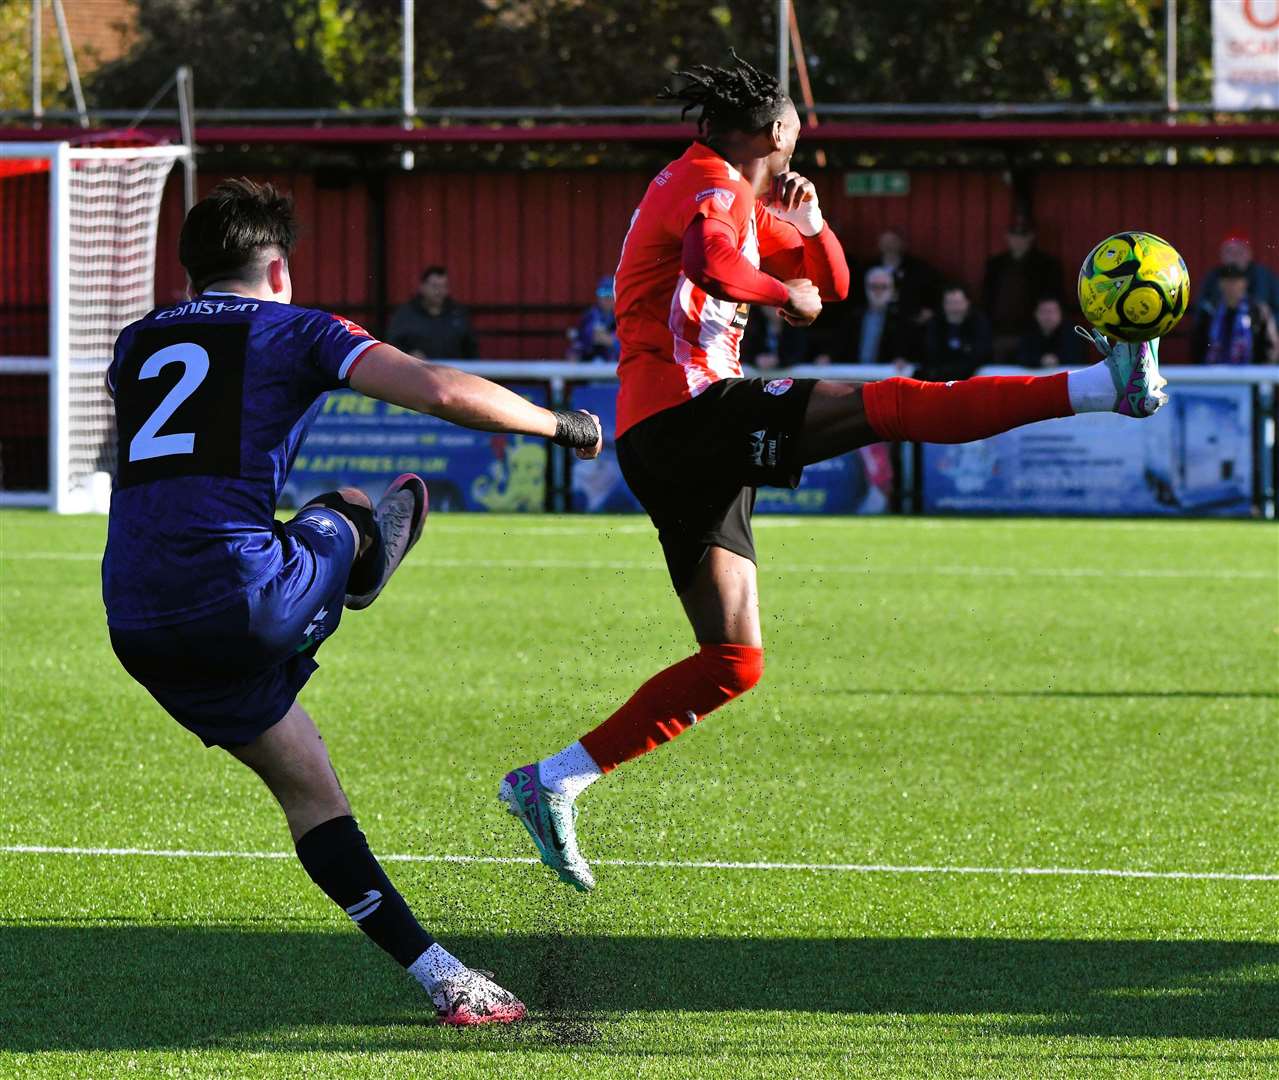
[349,344,602,458]
[682,217,822,326]
[760,171,850,303]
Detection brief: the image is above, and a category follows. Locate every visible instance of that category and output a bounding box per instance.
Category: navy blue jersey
[102,291,380,629]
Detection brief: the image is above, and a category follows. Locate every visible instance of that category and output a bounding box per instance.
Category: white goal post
[0,142,190,512]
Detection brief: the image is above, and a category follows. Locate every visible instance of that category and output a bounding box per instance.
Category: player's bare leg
[501,547,764,891]
[232,701,524,1025]
[796,333,1167,464]
[230,700,352,839]
[679,546,762,648]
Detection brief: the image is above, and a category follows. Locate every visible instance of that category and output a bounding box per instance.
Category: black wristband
[551,411,599,449]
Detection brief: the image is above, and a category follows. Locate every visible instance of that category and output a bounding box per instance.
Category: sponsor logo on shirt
[765,378,794,396]
[695,187,737,212]
[156,299,260,319]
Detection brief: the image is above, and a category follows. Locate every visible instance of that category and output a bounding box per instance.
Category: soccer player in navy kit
[103,180,601,1025]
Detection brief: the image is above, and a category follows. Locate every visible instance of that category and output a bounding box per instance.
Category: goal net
[0,143,189,512]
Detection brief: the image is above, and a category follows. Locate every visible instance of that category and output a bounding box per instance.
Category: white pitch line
[398,559,1271,582]
[0,551,1268,581]
[2,844,1276,883]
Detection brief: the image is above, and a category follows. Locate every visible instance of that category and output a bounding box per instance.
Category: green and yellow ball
[1077,231,1190,343]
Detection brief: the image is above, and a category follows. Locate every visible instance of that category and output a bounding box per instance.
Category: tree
[0,0,79,113]
[85,0,396,110]
[79,0,1216,115]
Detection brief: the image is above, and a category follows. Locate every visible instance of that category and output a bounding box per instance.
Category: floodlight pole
[777,0,790,93]
[31,0,42,127]
[177,65,196,212]
[401,0,416,171]
[49,0,88,129]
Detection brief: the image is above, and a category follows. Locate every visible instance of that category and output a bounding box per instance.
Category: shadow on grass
[2,924,1278,1052]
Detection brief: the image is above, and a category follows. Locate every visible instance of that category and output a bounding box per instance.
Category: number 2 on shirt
[128,342,210,462]
[114,323,248,487]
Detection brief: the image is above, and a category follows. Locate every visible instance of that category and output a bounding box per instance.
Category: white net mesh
[65,151,182,499]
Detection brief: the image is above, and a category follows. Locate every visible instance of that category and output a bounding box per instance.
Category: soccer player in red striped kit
[501,53,1168,890]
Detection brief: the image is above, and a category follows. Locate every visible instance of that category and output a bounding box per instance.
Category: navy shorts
[109,508,356,749]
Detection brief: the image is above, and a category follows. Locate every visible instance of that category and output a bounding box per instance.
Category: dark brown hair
[179,178,297,294]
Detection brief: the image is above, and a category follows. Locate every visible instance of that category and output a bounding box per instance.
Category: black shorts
[616,376,817,594]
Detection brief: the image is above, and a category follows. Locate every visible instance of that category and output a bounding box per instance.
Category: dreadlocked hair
[659,49,789,137]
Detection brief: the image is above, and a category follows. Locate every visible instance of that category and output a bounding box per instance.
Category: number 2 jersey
[102,292,381,629]
[613,141,843,438]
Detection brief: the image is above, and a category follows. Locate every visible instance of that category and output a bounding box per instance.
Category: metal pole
[777,0,790,93]
[176,65,196,212]
[401,0,415,171]
[49,0,88,128]
[31,0,42,127]
[1165,0,1178,164]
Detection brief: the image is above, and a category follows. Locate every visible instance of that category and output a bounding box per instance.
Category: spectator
[386,265,478,359]
[573,275,620,363]
[1192,266,1279,364]
[1197,232,1279,315]
[1016,297,1084,368]
[847,266,913,366]
[920,283,991,381]
[741,306,807,369]
[875,227,941,325]
[983,218,1063,363]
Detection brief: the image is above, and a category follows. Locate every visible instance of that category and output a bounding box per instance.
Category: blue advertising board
[285,385,550,511]
[567,383,643,513]
[568,381,892,515]
[921,384,1254,516]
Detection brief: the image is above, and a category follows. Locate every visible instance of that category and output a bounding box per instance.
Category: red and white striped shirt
[614,142,813,437]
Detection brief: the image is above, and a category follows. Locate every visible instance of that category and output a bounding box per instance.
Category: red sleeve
[682,216,790,306]
[756,208,851,301]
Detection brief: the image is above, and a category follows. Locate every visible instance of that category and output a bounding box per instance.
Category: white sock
[1067,362,1117,413]
[538,740,603,800]
[407,943,467,994]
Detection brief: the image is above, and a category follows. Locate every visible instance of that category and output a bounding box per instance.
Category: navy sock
[295,815,434,968]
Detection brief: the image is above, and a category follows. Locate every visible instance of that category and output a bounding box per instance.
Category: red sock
[579,644,764,772]
[861,373,1073,444]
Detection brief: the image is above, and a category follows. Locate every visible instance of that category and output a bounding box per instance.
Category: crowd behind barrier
[383,227,1279,377]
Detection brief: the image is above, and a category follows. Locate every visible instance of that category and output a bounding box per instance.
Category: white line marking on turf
[398,559,1271,582]
[3,551,1268,581]
[3,844,1276,882]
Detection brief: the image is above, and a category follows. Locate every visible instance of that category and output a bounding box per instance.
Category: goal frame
[0,141,190,512]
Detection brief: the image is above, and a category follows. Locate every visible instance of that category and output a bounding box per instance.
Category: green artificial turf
[1,510,1276,1078]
